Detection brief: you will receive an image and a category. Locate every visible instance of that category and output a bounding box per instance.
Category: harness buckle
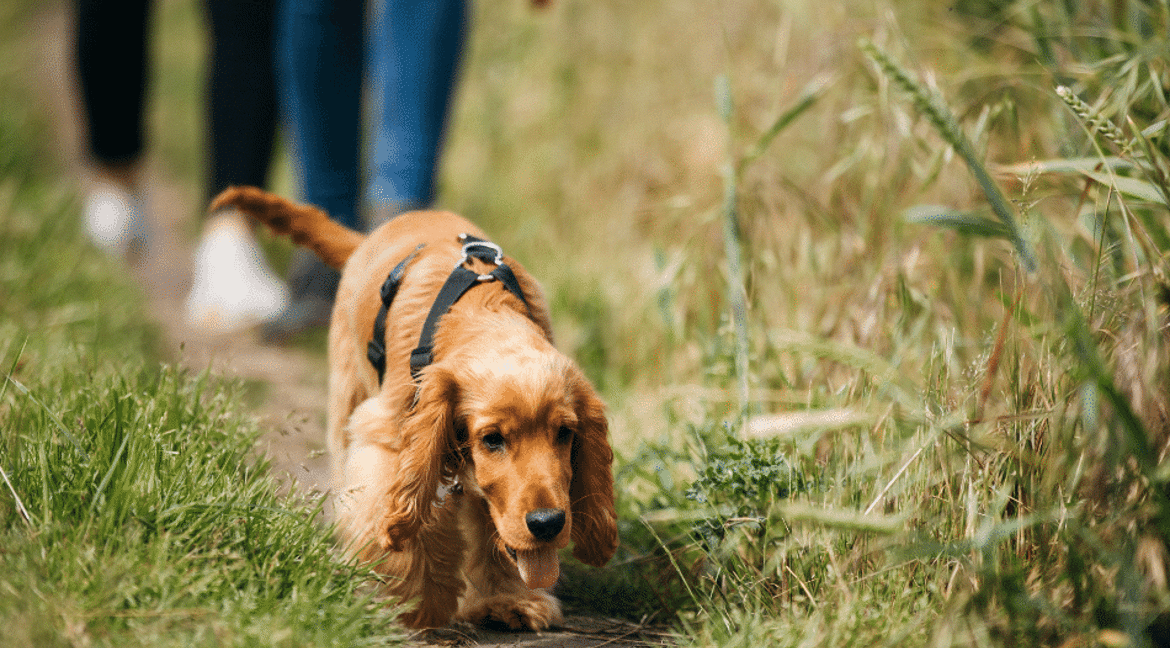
[458,234,504,266]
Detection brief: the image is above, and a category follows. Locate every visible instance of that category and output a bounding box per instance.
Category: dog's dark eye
[556,426,574,445]
[482,432,506,452]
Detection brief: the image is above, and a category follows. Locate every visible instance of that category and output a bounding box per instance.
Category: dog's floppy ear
[568,375,618,567]
[381,367,461,550]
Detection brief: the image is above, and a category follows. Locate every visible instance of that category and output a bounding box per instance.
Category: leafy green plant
[686,433,806,521]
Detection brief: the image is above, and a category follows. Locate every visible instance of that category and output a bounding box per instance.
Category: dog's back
[215,185,555,458]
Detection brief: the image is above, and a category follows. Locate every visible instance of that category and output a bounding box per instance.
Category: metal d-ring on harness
[366,234,531,385]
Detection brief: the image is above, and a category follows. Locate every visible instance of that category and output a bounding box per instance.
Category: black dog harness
[366,234,531,384]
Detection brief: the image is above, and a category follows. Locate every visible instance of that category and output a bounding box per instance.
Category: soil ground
[34,5,671,646]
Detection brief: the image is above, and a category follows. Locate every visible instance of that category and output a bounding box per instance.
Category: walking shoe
[258,248,338,344]
[184,209,288,333]
[83,180,147,258]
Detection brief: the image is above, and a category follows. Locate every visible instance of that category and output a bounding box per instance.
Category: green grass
[4,0,1170,645]
[0,2,402,645]
[0,365,400,647]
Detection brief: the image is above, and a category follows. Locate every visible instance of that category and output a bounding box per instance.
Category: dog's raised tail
[212,186,364,269]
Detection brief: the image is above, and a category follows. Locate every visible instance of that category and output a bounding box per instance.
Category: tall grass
[437,0,1170,645]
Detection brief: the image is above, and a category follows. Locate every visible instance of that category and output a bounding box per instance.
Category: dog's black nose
[525,508,566,541]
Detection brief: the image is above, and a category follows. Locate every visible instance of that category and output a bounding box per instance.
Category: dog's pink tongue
[515,548,560,589]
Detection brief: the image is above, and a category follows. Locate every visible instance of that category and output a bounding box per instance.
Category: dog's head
[371,332,617,589]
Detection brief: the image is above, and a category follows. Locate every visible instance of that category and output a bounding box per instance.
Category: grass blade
[994,156,1134,176]
[860,38,1037,272]
[717,74,752,424]
[0,463,32,526]
[739,73,833,171]
[771,501,907,535]
[4,374,87,459]
[1081,170,1168,205]
[904,204,1011,238]
[745,407,876,440]
[85,421,133,523]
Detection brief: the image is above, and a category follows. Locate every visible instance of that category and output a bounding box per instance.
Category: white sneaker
[183,209,289,333]
[83,181,147,257]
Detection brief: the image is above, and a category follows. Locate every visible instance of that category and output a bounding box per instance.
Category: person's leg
[276,0,364,230]
[185,0,287,333]
[265,0,364,340]
[366,0,468,223]
[75,0,150,171]
[74,0,151,255]
[205,0,278,200]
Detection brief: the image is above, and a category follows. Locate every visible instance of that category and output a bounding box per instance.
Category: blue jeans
[277,0,467,231]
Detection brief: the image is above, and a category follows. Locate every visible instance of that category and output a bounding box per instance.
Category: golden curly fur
[213,187,617,630]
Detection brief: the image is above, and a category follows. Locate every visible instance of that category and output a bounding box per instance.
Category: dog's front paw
[459,589,563,631]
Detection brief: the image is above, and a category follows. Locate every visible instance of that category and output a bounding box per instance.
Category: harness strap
[367,244,425,384]
[366,234,530,385]
[409,235,530,379]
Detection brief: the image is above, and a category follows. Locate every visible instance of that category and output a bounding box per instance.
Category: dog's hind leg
[393,501,466,628]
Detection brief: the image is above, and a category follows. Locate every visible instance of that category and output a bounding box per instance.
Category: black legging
[74,0,277,205]
[74,0,151,167]
[204,0,278,201]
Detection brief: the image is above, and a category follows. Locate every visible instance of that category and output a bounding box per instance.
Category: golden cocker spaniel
[213,187,617,630]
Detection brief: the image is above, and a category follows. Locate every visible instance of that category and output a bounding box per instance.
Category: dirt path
[34,5,667,647]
